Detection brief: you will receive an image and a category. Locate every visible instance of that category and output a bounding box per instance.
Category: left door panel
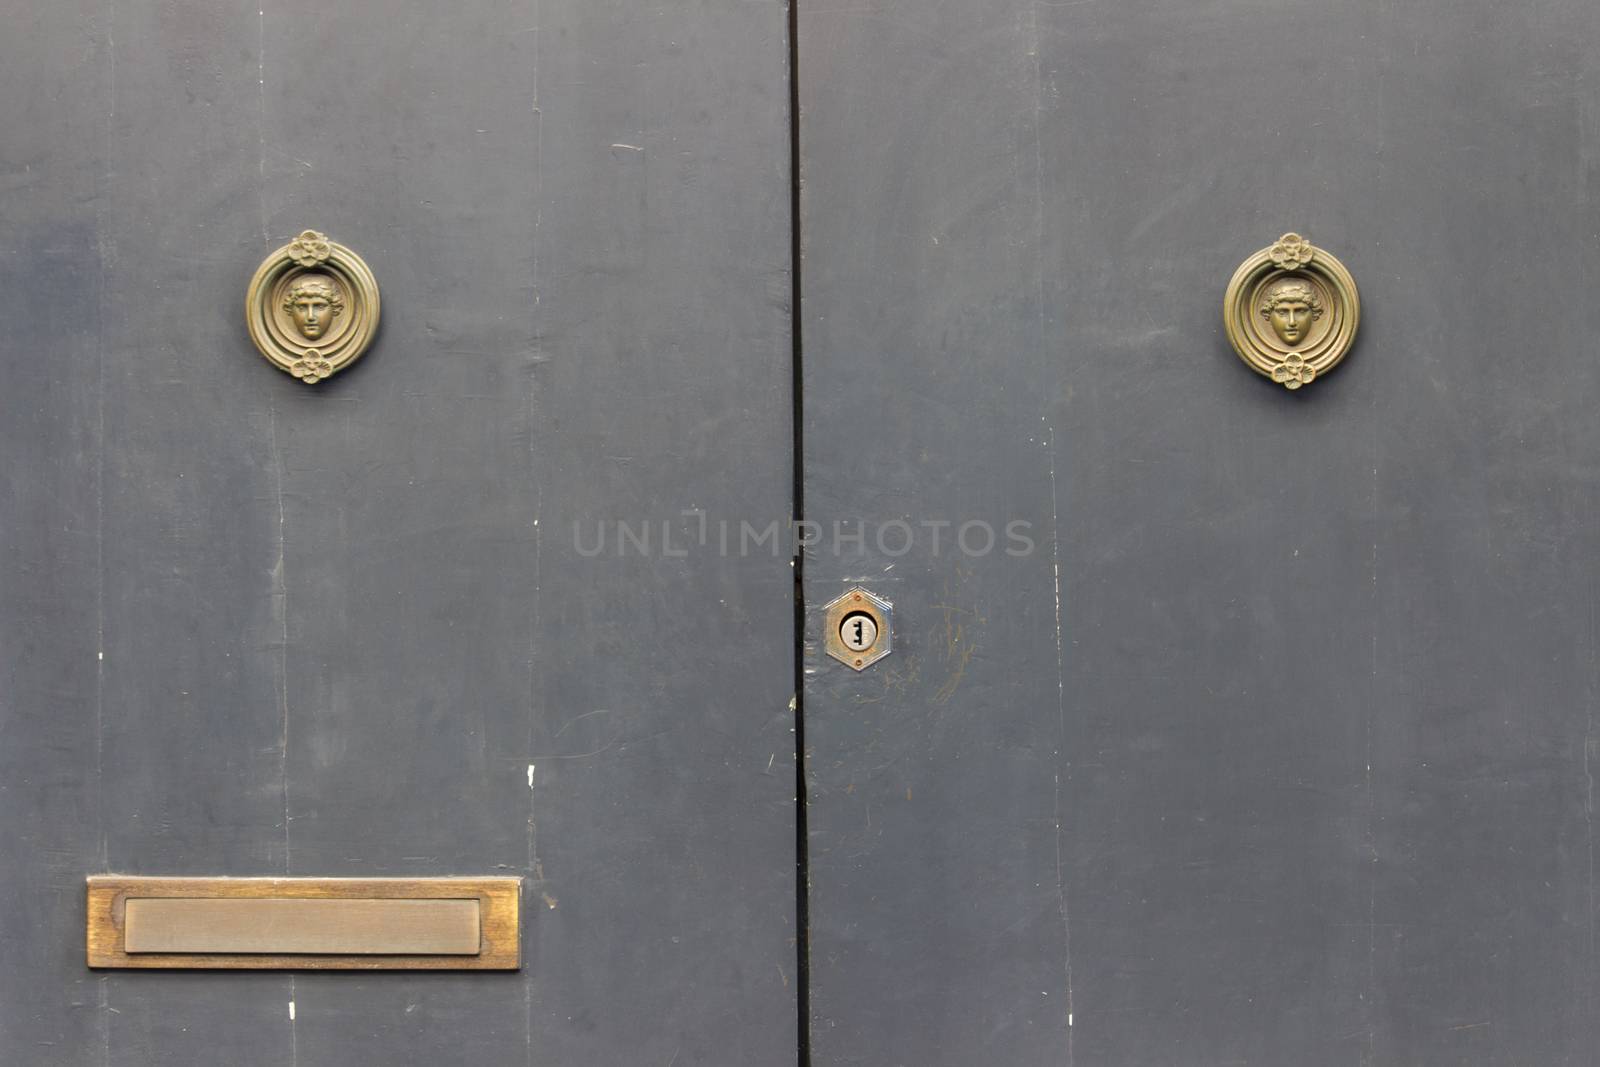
[0,2,796,1064]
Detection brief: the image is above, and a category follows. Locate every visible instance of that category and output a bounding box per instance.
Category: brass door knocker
[246,230,380,384]
[1224,233,1359,390]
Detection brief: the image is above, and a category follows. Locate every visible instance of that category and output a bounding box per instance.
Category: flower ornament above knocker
[286,229,332,267]
[1224,232,1360,391]
[246,230,380,384]
[1268,233,1316,270]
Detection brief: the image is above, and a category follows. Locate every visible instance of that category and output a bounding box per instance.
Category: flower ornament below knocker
[246,230,380,384]
[1223,232,1360,391]
[1271,352,1315,390]
[290,356,335,383]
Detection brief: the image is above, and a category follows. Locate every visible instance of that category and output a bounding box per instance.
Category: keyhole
[840,611,878,652]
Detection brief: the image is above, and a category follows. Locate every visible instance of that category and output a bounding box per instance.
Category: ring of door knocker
[246,230,380,384]
[824,587,893,671]
[1224,233,1359,391]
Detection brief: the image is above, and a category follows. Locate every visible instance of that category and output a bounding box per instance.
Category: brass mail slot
[124,897,481,955]
[88,876,520,970]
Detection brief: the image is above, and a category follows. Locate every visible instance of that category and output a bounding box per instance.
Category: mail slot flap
[123,897,482,955]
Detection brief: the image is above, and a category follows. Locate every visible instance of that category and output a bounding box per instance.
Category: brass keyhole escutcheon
[824,588,893,671]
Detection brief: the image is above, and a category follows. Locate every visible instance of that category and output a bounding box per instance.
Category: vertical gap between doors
[789,0,811,1063]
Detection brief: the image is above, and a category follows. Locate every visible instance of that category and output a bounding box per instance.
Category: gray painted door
[11,2,1600,1064]
[1,2,796,1064]
[800,2,1600,1065]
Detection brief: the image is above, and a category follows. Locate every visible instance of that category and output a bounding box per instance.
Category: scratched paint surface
[800,1,1600,1063]
[0,2,795,1064]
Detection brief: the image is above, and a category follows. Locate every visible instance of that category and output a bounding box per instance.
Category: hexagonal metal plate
[823,587,893,671]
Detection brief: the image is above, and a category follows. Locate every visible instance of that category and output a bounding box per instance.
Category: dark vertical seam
[789,0,810,1063]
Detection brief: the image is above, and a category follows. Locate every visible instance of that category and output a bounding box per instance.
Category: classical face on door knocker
[246,231,380,384]
[1259,278,1323,347]
[1223,233,1360,391]
[282,275,345,341]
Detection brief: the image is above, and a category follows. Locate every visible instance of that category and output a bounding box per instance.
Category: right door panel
[800,3,1600,1063]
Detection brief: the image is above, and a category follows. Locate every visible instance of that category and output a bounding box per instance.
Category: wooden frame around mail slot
[87,876,521,970]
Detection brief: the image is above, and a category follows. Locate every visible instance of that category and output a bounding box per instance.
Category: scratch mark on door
[1029,0,1074,1054]
[96,7,116,1063]
[256,6,267,244]
[271,402,291,877]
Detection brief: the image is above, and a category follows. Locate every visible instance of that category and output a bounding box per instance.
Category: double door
[4,1,1598,1064]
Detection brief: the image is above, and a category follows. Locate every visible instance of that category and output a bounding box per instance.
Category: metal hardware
[839,612,878,653]
[87,876,520,970]
[824,587,893,671]
[1223,233,1360,390]
[123,898,481,955]
[246,230,381,384]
